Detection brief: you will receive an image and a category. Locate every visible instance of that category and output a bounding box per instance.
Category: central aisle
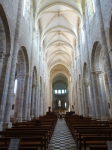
[47,119,77,150]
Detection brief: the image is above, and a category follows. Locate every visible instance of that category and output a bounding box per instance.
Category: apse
[52,73,69,112]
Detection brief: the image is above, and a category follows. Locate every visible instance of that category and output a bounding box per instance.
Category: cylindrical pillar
[83,83,88,117]
[16,76,25,122]
[31,85,36,118]
[91,72,101,119]
[96,72,107,120]
[104,74,112,118]
[22,75,29,121]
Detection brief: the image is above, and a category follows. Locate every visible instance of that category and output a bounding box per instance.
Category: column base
[31,115,34,118]
[22,120,27,122]
[16,118,22,122]
[0,122,3,131]
[27,118,31,121]
[89,115,93,118]
[3,122,12,130]
[92,117,96,120]
[109,114,112,120]
[101,117,107,121]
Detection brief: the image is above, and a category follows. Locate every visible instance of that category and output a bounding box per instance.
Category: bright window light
[14,79,17,94]
[93,0,95,12]
[23,0,26,16]
[65,102,67,108]
[58,90,61,94]
[65,90,66,93]
[62,90,64,94]
[55,90,57,94]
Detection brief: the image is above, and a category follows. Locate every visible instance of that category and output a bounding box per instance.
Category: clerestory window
[23,0,26,16]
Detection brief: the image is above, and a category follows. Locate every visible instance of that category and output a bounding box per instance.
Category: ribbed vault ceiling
[35,0,82,72]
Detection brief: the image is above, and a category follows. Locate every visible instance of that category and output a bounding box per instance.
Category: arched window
[23,0,26,16]
[14,79,17,94]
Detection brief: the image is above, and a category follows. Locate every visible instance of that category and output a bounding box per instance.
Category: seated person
[35,117,40,123]
[59,112,63,119]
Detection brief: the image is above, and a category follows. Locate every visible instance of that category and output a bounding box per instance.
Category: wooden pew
[75,129,112,150]
[0,137,40,150]
[0,132,46,150]
[83,136,112,150]
[89,145,107,150]
[6,128,51,141]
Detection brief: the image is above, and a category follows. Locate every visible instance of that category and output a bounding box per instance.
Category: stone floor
[46,119,77,150]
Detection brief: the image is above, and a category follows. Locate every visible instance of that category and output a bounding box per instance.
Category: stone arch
[13,47,29,122]
[91,42,110,120]
[0,3,11,82]
[0,4,11,125]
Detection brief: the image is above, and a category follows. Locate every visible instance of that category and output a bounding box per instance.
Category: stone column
[13,76,20,123]
[39,89,42,116]
[0,53,13,130]
[34,85,38,118]
[27,76,32,121]
[3,0,24,128]
[83,83,88,117]
[16,76,25,122]
[87,84,93,118]
[82,88,86,117]
[91,72,101,119]
[22,75,29,121]
[104,74,112,118]
[100,73,110,119]
[96,72,107,120]
[0,52,5,79]
[78,87,83,116]
[37,85,40,117]
[69,80,72,111]
[74,95,77,114]
[94,0,112,102]
[31,84,36,118]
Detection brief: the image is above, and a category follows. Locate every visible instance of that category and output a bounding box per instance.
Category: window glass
[55,90,57,94]
[93,0,95,12]
[14,79,17,94]
[65,102,67,108]
[62,90,64,94]
[58,90,61,94]
[23,0,26,16]
[65,89,66,93]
